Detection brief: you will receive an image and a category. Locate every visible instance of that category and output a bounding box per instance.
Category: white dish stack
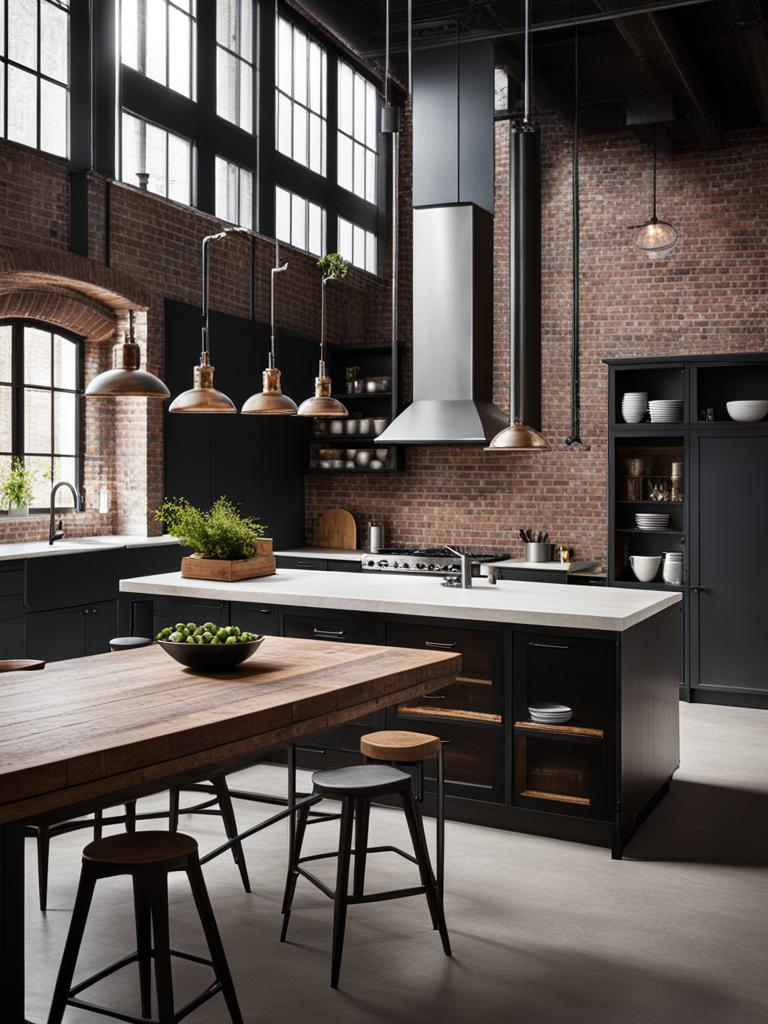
[528,702,573,725]
[621,392,648,423]
[635,512,670,531]
[648,399,684,423]
[662,551,684,585]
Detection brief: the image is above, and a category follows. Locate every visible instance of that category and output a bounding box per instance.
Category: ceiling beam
[719,0,768,123]
[594,1,721,148]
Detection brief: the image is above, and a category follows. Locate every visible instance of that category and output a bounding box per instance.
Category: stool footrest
[348,886,427,906]
[200,793,320,866]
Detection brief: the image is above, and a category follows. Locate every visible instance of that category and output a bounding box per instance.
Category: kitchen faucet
[443,545,474,589]
[49,481,83,544]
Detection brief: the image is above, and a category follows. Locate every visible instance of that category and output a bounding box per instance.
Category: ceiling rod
[360,0,715,56]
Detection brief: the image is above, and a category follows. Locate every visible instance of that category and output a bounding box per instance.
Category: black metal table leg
[0,824,28,1023]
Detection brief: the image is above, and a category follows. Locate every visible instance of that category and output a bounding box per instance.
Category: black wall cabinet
[164,301,317,549]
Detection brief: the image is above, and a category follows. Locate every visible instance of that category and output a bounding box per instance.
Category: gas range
[361,547,509,576]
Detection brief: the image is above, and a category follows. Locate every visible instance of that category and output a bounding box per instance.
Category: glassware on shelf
[623,477,644,500]
[624,457,647,477]
[648,479,672,502]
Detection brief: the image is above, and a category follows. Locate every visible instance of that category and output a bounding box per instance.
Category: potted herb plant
[155,496,275,582]
[1,458,36,516]
[346,366,363,394]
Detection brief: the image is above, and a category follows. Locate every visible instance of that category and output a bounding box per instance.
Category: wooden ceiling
[298,0,768,147]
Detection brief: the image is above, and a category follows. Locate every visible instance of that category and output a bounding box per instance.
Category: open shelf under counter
[397,704,503,726]
[514,721,604,741]
[519,790,591,807]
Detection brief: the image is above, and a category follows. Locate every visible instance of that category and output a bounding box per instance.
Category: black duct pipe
[509,125,542,429]
[565,15,582,447]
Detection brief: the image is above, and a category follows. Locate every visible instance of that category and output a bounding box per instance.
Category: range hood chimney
[377,39,508,446]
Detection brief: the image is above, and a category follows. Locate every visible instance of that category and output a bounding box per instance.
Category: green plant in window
[1,458,36,515]
[317,252,349,282]
[155,497,267,561]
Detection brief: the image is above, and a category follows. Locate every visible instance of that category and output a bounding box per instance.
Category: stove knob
[377,559,389,568]
[428,563,435,571]
[392,561,399,568]
[366,559,375,567]
[441,564,450,571]
[416,562,426,570]
[401,561,410,569]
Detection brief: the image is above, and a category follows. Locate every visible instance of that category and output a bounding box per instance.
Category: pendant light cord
[523,0,531,123]
[201,227,251,363]
[652,123,658,221]
[270,238,288,369]
[566,4,582,447]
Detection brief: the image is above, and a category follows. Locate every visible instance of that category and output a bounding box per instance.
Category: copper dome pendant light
[85,310,170,399]
[169,229,247,414]
[297,255,349,418]
[632,124,678,261]
[242,241,298,415]
[485,0,548,452]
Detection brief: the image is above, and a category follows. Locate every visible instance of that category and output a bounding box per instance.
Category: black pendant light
[85,310,170,399]
[169,228,249,414]
[242,240,298,415]
[632,124,678,261]
[485,0,548,452]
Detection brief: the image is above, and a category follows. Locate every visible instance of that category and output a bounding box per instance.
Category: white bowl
[629,554,662,582]
[726,400,768,422]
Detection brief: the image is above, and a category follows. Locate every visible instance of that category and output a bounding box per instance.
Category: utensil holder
[525,542,553,563]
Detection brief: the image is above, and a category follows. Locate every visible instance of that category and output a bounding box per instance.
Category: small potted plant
[156,496,275,582]
[1,457,36,516]
[346,366,363,394]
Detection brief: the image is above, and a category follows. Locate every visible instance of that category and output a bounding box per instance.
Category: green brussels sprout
[168,631,183,643]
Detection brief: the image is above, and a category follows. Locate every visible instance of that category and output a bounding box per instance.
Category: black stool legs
[331,798,355,989]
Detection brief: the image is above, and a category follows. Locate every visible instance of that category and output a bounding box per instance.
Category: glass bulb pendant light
[242,241,298,414]
[169,229,244,413]
[632,125,678,261]
[485,0,548,452]
[297,271,349,417]
[85,310,170,399]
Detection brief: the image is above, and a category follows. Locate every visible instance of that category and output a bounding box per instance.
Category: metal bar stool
[280,764,451,989]
[359,730,446,900]
[0,658,116,913]
[47,831,243,1024]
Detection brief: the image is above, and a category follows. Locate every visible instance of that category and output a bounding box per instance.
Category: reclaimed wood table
[0,637,460,1022]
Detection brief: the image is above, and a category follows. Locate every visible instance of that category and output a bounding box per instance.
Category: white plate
[528,702,572,713]
[530,713,573,724]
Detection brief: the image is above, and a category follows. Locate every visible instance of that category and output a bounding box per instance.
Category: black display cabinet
[606,353,768,708]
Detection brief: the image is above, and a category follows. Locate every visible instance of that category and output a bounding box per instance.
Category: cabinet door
[283,612,379,645]
[230,602,279,637]
[152,597,229,636]
[84,601,119,656]
[26,607,86,662]
[0,616,26,659]
[692,433,768,694]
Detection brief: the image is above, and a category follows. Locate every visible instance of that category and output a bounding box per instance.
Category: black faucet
[48,481,83,544]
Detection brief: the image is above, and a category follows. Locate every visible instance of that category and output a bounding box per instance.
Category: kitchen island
[121,570,682,857]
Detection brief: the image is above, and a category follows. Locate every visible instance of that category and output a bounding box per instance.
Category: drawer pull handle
[313,628,346,638]
[425,641,456,650]
[258,609,271,614]
[421,695,447,700]
[529,642,569,650]
[297,562,316,568]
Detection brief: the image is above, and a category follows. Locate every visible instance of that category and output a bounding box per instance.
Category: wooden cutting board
[316,508,357,550]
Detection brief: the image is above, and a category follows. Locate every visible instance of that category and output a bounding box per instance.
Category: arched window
[0,320,83,511]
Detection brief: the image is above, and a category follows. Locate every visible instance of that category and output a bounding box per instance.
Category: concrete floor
[24,702,768,1024]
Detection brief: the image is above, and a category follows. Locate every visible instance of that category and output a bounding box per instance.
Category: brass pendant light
[242,241,298,415]
[297,260,349,418]
[85,310,170,399]
[169,229,245,414]
[632,125,678,261]
[485,0,548,452]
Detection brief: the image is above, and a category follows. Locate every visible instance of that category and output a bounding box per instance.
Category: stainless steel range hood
[376,203,508,445]
[376,38,506,446]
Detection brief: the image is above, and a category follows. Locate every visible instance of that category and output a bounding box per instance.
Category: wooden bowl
[157,636,264,672]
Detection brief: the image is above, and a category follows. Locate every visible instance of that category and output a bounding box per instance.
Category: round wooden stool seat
[83,830,198,869]
[109,636,153,651]
[0,658,45,672]
[361,730,441,763]
[312,764,411,798]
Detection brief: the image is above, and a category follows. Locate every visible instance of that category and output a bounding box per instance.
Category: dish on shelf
[648,399,684,423]
[528,702,573,724]
[629,554,662,582]
[726,400,768,422]
[354,450,372,468]
[635,513,670,530]
[364,376,391,393]
[621,392,648,423]
[373,417,388,433]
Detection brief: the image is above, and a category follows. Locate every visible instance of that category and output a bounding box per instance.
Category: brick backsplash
[1,108,766,555]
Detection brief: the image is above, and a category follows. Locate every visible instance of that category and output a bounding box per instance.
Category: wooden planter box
[181,539,276,582]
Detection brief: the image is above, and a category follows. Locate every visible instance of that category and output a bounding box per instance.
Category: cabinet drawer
[327,559,361,573]
[386,619,503,722]
[283,613,378,645]
[513,732,612,820]
[297,709,387,770]
[0,562,23,598]
[0,615,26,659]
[153,597,229,635]
[277,556,328,571]
[230,602,279,637]
[25,551,122,612]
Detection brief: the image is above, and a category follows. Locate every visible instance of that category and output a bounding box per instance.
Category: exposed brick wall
[307,118,768,560]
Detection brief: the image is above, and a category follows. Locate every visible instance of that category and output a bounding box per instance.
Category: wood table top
[0,637,460,825]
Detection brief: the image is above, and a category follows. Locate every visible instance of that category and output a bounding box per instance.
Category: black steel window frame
[336,56,378,205]
[67,0,389,268]
[216,0,255,133]
[121,0,197,101]
[215,155,256,229]
[274,14,327,176]
[0,318,84,513]
[120,108,197,204]
[0,0,71,157]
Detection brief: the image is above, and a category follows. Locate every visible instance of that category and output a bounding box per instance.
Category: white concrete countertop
[121,568,681,632]
[0,534,181,562]
[481,559,600,573]
[274,547,364,562]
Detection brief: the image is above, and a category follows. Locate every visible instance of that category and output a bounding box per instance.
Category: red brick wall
[307,116,768,560]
